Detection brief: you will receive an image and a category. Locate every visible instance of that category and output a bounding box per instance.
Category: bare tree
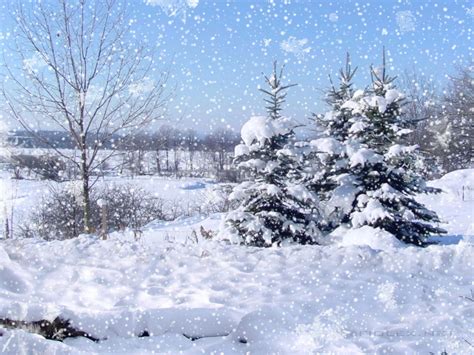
[2,0,170,233]
[204,128,239,172]
[152,125,177,173]
[399,68,445,175]
[182,128,199,171]
[442,65,474,171]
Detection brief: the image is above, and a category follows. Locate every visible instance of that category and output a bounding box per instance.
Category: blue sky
[0,0,472,131]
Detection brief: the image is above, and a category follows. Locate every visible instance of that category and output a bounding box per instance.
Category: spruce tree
[339,51,446,245]
[309,54,360,230]
[318,53,358,141]
[218,62,320,247]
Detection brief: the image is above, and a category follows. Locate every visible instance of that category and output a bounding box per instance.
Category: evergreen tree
[333,51,446,245]
[308,54,360,230]
[218,62,320,247]
[318,53,358,141]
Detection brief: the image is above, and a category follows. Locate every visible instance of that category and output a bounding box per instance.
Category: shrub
[10,154,65,181]
[19,184,166,240]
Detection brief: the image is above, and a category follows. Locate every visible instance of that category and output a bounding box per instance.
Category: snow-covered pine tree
[218,62,320,247]
[318,53,358,141]
[340,51,446,245]
[308,54,360,230]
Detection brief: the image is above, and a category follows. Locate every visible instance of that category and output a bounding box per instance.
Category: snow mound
[0,232,472,353]
[337,225,405,251]
[440,168,474,182]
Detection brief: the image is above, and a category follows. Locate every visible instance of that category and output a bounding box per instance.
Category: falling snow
[0,0,472,353]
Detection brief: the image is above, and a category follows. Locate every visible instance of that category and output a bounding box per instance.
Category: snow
[0,229,472,353]
[240,116,293,147]
[349,147,383,167]
[418,169,474,236]
[234,143,249,157]
[385,144,418,158]
[336,225,405,251]
[348,119,368,134]
[310,137,343,155]
[368,95,387,113]
[385,89,403,104]
[351,198,392,227]
[179,181,206,190]
[0,170,473,353]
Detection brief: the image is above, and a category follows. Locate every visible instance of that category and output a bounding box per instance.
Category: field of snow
[0,170,473,353]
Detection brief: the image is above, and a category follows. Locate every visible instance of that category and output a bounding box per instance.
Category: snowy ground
[0,170,473,354]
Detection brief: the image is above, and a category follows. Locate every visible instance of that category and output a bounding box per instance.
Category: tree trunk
[81,147,92,234]
[156,151,161,174]
[79,108,92,234]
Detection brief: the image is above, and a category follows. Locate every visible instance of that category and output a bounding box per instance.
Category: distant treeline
[7,126,240,153]
[6,126,243,181]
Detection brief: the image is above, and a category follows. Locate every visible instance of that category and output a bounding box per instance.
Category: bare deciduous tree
[442,65,474,171]
[2,0,170,233]
[399,68,445,176]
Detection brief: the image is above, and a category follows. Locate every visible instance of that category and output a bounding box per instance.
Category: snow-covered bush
[99,185,166,234]
[19,184,166,240]
[219,63,321,247]
[201,184,238,214]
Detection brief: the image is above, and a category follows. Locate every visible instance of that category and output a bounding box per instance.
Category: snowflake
[328,13,339,22]
[23,53,46,74]
[467,7,474,18]
[280,36,311,60]
[396,10,416,33]
[128,78,155,97]
[145,0,198,23]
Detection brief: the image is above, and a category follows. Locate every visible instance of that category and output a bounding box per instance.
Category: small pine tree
[219,62,320,247]
[308,54,360,230]
[318,53,358,141]
[339,51,446,245]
